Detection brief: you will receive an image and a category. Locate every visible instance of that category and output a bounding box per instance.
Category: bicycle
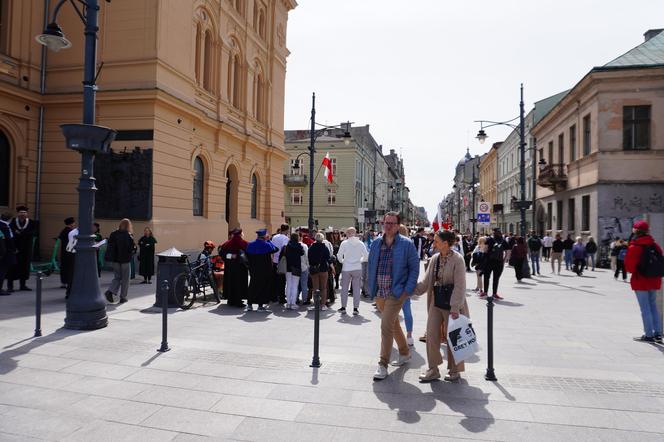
[172,256,221,309]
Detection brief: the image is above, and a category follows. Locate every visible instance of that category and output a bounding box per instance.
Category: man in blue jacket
[368,211,420,380]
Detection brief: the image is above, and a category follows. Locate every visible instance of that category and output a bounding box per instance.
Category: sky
[283,0,664,222]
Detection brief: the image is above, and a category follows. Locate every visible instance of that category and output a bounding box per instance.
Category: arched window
[234,0,244,16]
[0,130,9,207]
[203,30,213,91]
[193,157,204,216]
[250,174,258,219]
[230,53,242,109]
[258,9,266,39]
[194,24,201,83]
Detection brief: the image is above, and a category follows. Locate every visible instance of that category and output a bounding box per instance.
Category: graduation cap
[16,205,29,212]
[256,228,268,237]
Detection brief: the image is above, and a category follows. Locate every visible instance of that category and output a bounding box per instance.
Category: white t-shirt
[271,233,289,263]
[542,236,553,247]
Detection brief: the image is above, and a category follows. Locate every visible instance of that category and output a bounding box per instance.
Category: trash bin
[154,247,188,307]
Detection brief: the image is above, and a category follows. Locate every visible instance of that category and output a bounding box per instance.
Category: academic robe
[246,239,278,306]
[218,237,249,306]
[138,235,157,278]
[58,226,75,287]
[9,217,38,283]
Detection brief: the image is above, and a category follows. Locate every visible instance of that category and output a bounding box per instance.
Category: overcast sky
[283,0,664,221]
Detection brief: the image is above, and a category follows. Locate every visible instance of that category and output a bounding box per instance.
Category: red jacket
[624,235,662,291]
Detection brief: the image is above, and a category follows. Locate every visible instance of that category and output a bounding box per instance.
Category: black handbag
[433,255,454,310]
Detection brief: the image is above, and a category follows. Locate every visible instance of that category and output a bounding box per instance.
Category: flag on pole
[322,152,333,183]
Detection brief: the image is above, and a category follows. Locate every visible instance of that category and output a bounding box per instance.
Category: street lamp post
[37,0,116,330]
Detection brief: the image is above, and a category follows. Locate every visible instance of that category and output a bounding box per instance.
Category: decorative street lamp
[37,0,117,330]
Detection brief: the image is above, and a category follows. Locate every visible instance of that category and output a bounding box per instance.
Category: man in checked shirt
[367,212,420,380]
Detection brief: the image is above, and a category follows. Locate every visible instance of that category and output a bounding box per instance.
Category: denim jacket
[367,234,420,298]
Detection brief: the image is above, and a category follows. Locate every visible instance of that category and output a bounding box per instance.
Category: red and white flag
[322,152,333,183]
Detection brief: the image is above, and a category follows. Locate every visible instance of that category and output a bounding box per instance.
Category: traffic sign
[477,202,491,227]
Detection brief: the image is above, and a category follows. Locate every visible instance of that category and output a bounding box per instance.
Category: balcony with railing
[537,163,567,191]
[283,174,308,186]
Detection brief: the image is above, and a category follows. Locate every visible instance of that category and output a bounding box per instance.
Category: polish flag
[322,152,333,183]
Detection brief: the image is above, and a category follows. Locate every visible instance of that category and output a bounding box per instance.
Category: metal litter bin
[154,247,187,307]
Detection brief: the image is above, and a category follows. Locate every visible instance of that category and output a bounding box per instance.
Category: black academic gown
[246,239,277,306]
[9,218,38,284]
[58,227,74,287]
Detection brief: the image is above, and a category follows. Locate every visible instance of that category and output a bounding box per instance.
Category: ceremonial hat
[64,217,75,225]
[16,205,28,212]
[633,220,649,231]
[256,228,268,237]
[230,228,243,236]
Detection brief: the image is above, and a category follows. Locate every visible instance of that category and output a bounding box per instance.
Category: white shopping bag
[447,314,479,363]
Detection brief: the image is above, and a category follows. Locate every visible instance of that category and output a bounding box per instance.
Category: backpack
[637,245,664,278]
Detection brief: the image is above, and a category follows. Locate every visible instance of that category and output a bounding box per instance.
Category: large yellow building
[0,0,296,252]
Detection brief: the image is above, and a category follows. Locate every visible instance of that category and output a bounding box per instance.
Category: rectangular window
[547,202,553,230]
[327,188,336,205]
[0,0,8,55]
[582,195,590,231]
[623,105,651,150]
[548,141,553,165]
[556,200,563,230]
[291,188,303,205]
[568,198,575,231]
[290,159,302,176]
[582,114,591,156]
[558,134,564,164]
[569,125,576,161]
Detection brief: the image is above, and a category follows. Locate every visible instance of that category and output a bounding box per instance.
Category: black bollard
[34,271,43,337]
[485,294,497,381]
[310,289,321,368]
[157,279,170,352]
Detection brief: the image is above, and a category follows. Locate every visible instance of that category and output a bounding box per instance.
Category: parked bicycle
[173,256,220,309]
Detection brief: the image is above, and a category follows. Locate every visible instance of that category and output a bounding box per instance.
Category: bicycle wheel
[173,272,196,310]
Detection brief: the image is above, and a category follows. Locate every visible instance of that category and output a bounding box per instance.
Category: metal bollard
[157,279,170,352]
[484,294,497,381]
[310,289,321,368]
[34,271,43,337]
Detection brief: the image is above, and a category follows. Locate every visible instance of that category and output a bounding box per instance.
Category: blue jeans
[299,270,309,302]
[587,253,595,270]
[402,297,413,333]
[530,252,540,274]
[564,250,573,269]
[635,290,662,337]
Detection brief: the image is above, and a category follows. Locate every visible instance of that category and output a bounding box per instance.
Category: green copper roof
[604,29,664,67]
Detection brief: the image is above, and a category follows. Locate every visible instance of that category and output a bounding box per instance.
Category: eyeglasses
[383,222,397,226]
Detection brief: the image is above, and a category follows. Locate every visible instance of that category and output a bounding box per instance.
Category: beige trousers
[376,296,409,367]
[426,303,465,374]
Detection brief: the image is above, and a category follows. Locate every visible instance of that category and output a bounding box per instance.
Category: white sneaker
[321,306,328,311]
[390,353,412,366]
[407,337,414,347]
[373,365,388,380]
[245,305,253,312]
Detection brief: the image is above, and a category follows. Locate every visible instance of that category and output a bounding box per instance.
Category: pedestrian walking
[572,237,586,275]
[369,212,419,381]
[0,212,16,296]
[471,236,486,293]
[219,228,249,308]
[104,219,136,304]
[610,237,621,271]
[527,232,542,275]
[8,205,38,291]
[245,229,278,311]
[137,227,157,284]
[413,229,468,382]
[511,237,528,281]
[308,232,332,308]
[58,217,76,295]
[482,228,505,300]
[585,236,598,271]
[283,232,304,310]
[624,221,663,343]
[399,224,416,346]
[551,233,564,274]
[563,234,574,271]
[337,227,369,315]
[614,239,628,281]
[542,231,553,261]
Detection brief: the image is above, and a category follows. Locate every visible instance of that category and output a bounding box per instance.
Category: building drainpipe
[34,0,49,222]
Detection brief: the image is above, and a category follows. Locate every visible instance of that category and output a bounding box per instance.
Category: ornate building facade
[0,0,296,251]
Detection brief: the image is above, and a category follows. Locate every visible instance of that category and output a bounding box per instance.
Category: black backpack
[638,245,664,278]
[489,241,504,262]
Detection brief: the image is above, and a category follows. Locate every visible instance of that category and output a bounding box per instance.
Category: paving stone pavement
[1,262,663,441]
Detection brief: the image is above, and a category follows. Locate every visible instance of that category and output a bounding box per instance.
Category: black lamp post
[37,0,117,330]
